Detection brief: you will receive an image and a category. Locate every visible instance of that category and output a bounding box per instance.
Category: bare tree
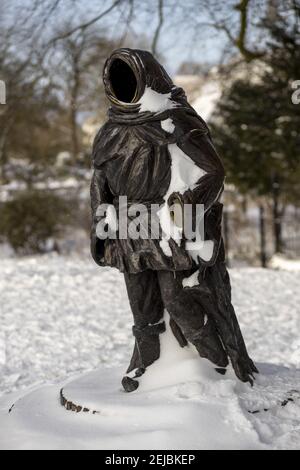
[50,25,117,161]
[151,0,164,55]
[44,0,268,61]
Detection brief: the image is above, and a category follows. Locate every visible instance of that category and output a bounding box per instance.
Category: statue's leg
[122,270,166,392]
[157,270,229,369]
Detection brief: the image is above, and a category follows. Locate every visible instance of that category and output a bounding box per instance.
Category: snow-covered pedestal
[1,320,300,450]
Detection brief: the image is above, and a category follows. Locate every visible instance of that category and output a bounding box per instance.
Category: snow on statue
[91,48,258,392]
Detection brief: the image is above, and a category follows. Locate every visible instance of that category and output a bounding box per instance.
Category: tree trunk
[272,174,283,254]
[70,64,80,162]
[259,204,267,268]
[241,195,248,215]
[70,105,79,162]
[0,118,12,184]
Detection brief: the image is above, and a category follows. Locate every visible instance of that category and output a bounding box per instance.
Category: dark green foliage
[0,191,73,255]
[210,11,300,205]
[211,79,280,196]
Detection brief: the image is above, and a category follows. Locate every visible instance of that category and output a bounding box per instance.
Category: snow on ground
[0,255,131,396]
[269,254,300,272]
[192,81,221,121]
[0,254,300,449]
[2,362,299,450]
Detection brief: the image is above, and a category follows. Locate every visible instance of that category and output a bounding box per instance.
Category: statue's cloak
[91,48,257,384]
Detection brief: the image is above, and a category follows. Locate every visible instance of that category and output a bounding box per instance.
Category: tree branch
[151,0,164,55]
[208,0,265,62]
[233,0,264,61]
[50,0,123,43]
[118,0,135,45]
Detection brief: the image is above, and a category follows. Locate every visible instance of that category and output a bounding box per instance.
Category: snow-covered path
[0,255,299,449]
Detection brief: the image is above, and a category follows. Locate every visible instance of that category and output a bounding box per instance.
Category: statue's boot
[122,321,166,392]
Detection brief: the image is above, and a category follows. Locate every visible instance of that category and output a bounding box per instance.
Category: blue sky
[4,0,227,75]
[51,0,227,74]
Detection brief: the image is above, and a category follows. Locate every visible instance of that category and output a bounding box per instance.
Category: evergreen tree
[210,5,300,254]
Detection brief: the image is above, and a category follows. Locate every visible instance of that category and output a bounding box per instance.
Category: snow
[0,366,263,450]
[136,311,210,391]
[165,144,206,197]
[156,132,212,262]
[269,254,300,272]
[182,270,199,288]
[186,239,215,263]
[191,81,221,121]
[0,255,130,396]
[0,255,300,449]
[105,204,118,234]
[0,174,91,203]
[161,118,175,133]
[158,142,206,256]
[159,239,173,257]
[137,87,177,113]
[137,85,212,258]
[0,332,6,366]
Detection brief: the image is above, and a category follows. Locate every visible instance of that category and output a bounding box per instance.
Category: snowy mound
[1,312,299,450]
[1,359,300,450]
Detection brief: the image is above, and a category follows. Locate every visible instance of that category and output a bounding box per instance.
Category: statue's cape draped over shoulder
[91,48,257,384]
[93,80,223,176]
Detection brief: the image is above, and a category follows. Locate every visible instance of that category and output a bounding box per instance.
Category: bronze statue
[91,48,258,392]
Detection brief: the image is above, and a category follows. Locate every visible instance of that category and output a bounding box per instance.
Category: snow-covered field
[0,254,299,450]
